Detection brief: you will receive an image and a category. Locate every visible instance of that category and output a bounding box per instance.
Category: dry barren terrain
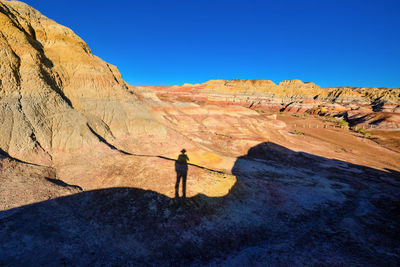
[0,1,399,265]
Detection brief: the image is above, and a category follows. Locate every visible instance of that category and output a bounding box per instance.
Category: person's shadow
[175,149,189,198]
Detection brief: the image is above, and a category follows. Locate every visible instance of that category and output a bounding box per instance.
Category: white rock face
[0,0,165,164]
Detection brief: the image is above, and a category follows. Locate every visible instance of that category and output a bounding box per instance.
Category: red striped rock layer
[140,80,400,129]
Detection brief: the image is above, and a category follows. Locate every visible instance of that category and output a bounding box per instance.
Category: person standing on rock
[175,149,189,198]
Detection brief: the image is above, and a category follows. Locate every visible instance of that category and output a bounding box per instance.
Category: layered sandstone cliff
[0,0,165,165]
[148,78,400,129]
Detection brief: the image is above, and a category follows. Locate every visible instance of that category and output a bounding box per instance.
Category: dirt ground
[277,113,400,172]
[1,112,399,266]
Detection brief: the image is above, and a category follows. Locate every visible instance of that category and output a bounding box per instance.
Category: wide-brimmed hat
[181,149,186,153]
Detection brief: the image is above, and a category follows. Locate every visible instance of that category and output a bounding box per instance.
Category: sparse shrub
[323,116,349,128]
[356,127,366,134]
[355,127,371,138]
[363,132,371,139]
[290,129,304,135]
[338,120,349,129]
[292,113,308,118]
[255,109,265,114]
[323,116,337,123]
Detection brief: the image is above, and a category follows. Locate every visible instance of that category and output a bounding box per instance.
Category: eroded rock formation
[0,0,165,166]
[1,1,400,265]
[147,79,400,129]
[0,0,399,195]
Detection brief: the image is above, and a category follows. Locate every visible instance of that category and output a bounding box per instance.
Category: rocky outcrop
[0,0,165,164]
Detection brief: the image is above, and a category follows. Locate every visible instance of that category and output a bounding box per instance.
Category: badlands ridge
[0,1,399,265]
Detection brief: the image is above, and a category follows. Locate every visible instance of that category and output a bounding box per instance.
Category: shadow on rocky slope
[1,142,399,266]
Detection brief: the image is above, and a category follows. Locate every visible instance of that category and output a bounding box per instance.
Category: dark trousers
[175,172,187,198]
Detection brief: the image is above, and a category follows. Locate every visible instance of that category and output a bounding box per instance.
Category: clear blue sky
[23,0,400,88]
